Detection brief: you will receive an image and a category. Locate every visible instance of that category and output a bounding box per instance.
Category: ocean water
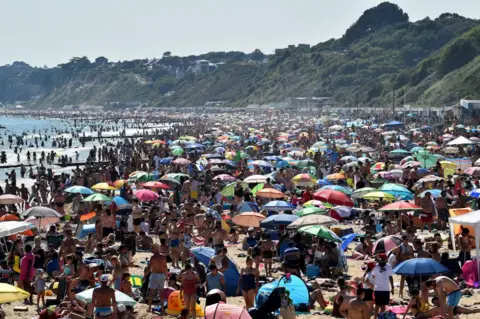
[0,116,172,191]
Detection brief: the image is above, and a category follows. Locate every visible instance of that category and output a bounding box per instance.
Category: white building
[191,60,217,74]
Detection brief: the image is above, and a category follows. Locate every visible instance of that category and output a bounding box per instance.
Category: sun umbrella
[65,186,94,195]
[372,162,385,171]
[351,187,377,199]
[0,221,34,237]
[414,150,438,168]
[91,183,117,191]
[250,160,274,168]
[263,200,294,211]
[0,214,19,221]
[372,235,402,254]
[113,179,127,189]
[255,188,285,199]
[134,189,159,201]
[260,214,299,228]
[326,173,346,181]
[417,175,443,184]
[232,212,265,228]
[295,207,327,217]
[313,189,354,207]
[141,181,170,190]
[287,214,337,229]
[84,194,111,202]
[205,302,251,319]
[362,191,396,201]
[213,174,236,182]
[320,185,352,195]
[298,225,342,242]
[303,200,332,209]
[447,136,476,145]
[393,258,450,276]
[296,159,317,168]
[378,201,422,211]
[0,283,30,303]
[20,206,62,218]
[291,173,317,186]
[162,173,190,181]
[379,184,413,200]
[173,158,191,165]
[244,175,268,184]
[470,189,480,199]
[172,148,184,156]
[75,288,136,306]
[0,194,23,204]
[389,149,410,155]
[465,167,480,177]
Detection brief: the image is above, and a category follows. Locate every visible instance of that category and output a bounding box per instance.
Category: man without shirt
[147,245,168,313]
[348,287,370,319]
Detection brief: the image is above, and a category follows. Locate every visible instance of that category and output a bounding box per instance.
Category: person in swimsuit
[101,209,115,239]
[110,256,123,290]
[181,226,193,265]
[260,233,275,277]
[237,257,259,309]
[148,245,168,313]
[179,262,200,319]
[92,275,116,319]
[168,219,179,267]
[402,289,430,319]
[59,229,79,260]
[425,276,462,319]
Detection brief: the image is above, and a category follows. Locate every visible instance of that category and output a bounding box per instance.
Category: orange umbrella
[80,211,96,222]
[141,181,170,190]
[0,214,20,222]
[232,212,265,228]
[255,188,285,199]
[326,173,346,180]
[113,180,127,189]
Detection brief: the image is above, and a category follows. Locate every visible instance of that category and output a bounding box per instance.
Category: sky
[1,0,479,67]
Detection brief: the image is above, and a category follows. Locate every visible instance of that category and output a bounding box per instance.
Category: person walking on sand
[372,253,394,319]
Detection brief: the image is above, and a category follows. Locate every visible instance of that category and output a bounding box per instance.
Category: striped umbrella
[372,235,402,254]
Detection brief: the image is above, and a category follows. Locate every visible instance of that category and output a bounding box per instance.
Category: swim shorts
[148,273,166,290]
[447,290,461,307]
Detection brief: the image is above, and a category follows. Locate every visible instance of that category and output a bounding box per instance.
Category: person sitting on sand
[136,231,153,251]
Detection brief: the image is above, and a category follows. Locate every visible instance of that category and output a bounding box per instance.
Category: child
[120,273,133,297]
[62,255,75,279]
[35,269,46,308]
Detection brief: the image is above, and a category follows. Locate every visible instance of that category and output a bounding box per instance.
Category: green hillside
[0,2,479,108]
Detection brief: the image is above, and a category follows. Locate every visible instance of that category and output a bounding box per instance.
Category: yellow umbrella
[362,191,396,201]
[0,283,29,303]
[91,183,117,191]
[440,161,456,169]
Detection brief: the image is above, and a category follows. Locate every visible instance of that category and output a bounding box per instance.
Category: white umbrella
[244,175,268,183]
[0,194,24,205]
[0,221,34,237]
[19,206,62,218]
[447,136,475,146]
[287,214,337,229]
[75,288,136,306]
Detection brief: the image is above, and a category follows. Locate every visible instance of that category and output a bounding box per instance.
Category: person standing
[457,227,472,266]
[92,274,116,319]
[372,253,394,319]
[19,244,35,304]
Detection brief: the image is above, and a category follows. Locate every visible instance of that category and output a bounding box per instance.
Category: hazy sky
[1,0,479,66]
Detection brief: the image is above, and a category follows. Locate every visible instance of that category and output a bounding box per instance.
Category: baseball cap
[377,253,388,261]
[100,274,109,282]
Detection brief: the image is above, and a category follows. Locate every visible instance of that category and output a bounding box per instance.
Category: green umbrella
[295,207,327,217]
[162,173,190,181]
[414,150,437,168]
[84,194,111,202]
[172,148,184,156]
[295,159,317,169]
[251,183,265,195]
[129,172,155,183]
[220,182,248,197]
[298,225,342,242]
[389,149,410,155]
[351,187,377,199]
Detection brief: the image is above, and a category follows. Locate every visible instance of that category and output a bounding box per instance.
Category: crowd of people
[2,112,480,319]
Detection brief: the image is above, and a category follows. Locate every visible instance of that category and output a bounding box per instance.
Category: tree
[163,51,172,58]
[249,49,266,61]
[95,56,108,65]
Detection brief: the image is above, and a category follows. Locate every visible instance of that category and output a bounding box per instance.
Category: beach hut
[191,247,240,296]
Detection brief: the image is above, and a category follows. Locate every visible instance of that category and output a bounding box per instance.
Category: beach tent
[205,302,252,319]
[191,247,240,296]
[255,275,309,307]
[449,210,480,279]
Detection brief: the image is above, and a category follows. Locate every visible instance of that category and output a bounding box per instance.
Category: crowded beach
[1,110,480,319]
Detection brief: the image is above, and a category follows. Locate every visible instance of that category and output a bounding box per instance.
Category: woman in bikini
[260,233,275,277]
[237,257,259,309]
[179,263,200,319]
[169,220,181,268]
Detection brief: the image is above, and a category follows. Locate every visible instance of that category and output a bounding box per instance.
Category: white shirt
[372,263,392,292]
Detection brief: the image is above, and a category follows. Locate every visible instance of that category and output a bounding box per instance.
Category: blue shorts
[95,307,113,317]
[447,290,462,307]
[148,273,166,290]
[171,239,179,247]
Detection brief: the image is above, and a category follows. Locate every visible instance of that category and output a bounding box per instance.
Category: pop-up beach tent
[191,247,240,296]
[255,274,309,307]
[449,210,480,279]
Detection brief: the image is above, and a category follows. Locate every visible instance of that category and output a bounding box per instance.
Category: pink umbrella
[173,158,191,165]
[205,302,252,319]
[213,174,236,182]
[134,189,159,201]
[465,167,480,177]
[461,260,478,287]
[0,194,24,204]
